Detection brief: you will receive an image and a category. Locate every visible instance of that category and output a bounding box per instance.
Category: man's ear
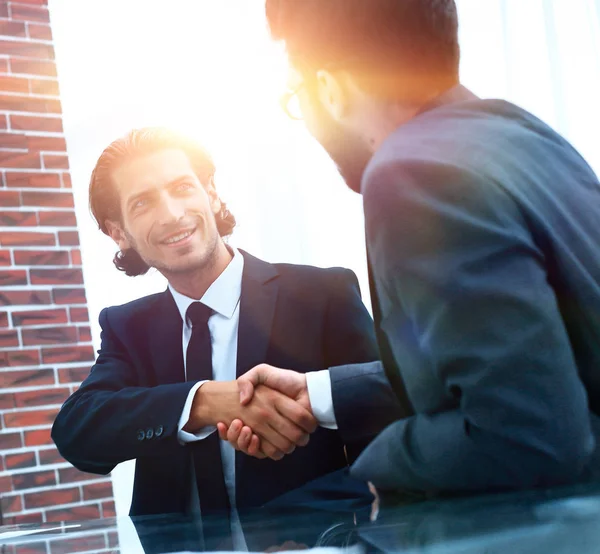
[105,220,131,251]
[315,69,349,122]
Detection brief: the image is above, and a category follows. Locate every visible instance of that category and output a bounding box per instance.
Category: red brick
[21,191,74,208]
[58,365,89,384]
[27,23,52,41]
[22,325,78,346]
[14,250,69,266]
[50,534,105,554]
[24,427,52,446]
[0,189,20,205]
[0,131,28,149]
[0,149,41,168]
[82,481,113,501]
[107,530,119,548]
[6,171,61,188]
[12,307,67,325]
[0,231,55,246]
[30,78,59,96]
[42,345,94,364]
[0,39,53,60]
[0,474,13,492]
[0,113,6,129]
[5,451,36,469]
[0,211,37,226]
[0,269,27,285]
[12,469,56,490]
[0,368,54,388]
[10,4,50,23]
[4,408,57,427]
[10,115,62,133]
[0,74,28,93]
[0,310,7,325]
[1,349,41,368]
[0,249,10,265]
[0,289,52,305]
[38,210,77,227]
[61,173,71,188]
[13,387,70,407]
[46,503,101,523]
[0,2,8,18]
[53,287,87,304]
[58,231,78,246]
[0,432,22,450]
[30,268,83,285]
[13,0,49,4]
[0,329,19,346]
[25,486,80,509]
[42,153,68,169]
[5,511,43,526]
[78,326,91,342]
[9,57,56,77]
[1,493,22,513]
[0,93,60,114]
[27,135,66,152]
[58,467,100,485]
[69,307,88,323]
[0,58,7,73]
[0,20,26,38]
[103,500,117,518]
[38,447,65,465]
[0,391,15,409]
[70,249,81,265]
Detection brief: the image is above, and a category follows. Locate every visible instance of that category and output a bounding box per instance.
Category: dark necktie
[185,302,232,517]
[366,252,414,418]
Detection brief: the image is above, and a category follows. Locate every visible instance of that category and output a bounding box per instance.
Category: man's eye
[175,182,193,192]
[134,199,147,209]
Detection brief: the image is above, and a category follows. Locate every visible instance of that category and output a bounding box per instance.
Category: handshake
[185,364,317,461]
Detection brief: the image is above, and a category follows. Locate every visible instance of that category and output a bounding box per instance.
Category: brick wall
[0,0,116,528]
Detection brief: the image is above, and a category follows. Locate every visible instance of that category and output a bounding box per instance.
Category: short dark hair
[266,0,460,97]
[89,127,236,276]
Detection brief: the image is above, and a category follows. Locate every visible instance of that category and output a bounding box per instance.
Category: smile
[161,228,196,246]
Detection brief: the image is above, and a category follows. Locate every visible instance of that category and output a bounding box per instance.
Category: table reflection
[2,483,600,553]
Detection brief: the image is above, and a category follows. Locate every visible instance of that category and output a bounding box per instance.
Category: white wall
[48,0,600,520]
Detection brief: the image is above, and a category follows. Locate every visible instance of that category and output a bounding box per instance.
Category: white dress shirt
[171,247,338,547]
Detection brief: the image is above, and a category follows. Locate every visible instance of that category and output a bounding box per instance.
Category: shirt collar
[169,247,244,324]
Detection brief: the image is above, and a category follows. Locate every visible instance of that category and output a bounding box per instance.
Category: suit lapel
[236,250,280,378]
[148,289,185,385]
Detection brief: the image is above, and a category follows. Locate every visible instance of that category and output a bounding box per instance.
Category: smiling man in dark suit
[51,127,380,546]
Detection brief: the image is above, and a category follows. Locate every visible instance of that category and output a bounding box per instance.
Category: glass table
[2,481,600,553]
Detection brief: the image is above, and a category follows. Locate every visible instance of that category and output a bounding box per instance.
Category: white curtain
[49,0,600,520]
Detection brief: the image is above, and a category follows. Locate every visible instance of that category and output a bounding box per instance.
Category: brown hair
[89,127,236,276]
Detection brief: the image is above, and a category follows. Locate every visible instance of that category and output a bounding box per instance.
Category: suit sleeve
[351,159,595,492]
[51,308,197,474]
[323,269,405,458]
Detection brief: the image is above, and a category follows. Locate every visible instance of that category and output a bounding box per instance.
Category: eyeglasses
[280,82,305,121]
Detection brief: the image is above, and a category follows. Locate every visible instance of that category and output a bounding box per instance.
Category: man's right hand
[185,381,316,460]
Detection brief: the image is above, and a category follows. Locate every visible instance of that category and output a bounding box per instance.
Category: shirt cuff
[306,370,338,430]
[177,381,217,443]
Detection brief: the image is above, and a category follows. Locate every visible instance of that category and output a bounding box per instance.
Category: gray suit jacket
[331,85,600,493]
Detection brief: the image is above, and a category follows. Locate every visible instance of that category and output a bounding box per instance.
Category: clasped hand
[217,364,313,460]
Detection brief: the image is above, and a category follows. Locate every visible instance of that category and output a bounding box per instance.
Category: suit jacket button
[146,428,154,440]
[155,425,164,437]
[137,429,145,441]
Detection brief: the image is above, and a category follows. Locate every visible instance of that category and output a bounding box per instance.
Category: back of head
[266,0,460,98]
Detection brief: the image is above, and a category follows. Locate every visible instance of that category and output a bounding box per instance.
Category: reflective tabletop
[2,482,600,553]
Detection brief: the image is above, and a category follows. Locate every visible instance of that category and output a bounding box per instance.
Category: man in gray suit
[220,0,600,495]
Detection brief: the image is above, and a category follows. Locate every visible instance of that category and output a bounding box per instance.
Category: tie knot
[186,302,212,328]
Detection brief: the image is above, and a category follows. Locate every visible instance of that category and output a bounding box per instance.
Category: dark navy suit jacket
[52,250,379,515]
[334,86,600,492]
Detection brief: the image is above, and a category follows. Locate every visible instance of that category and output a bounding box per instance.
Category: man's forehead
[113,149,195,196]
